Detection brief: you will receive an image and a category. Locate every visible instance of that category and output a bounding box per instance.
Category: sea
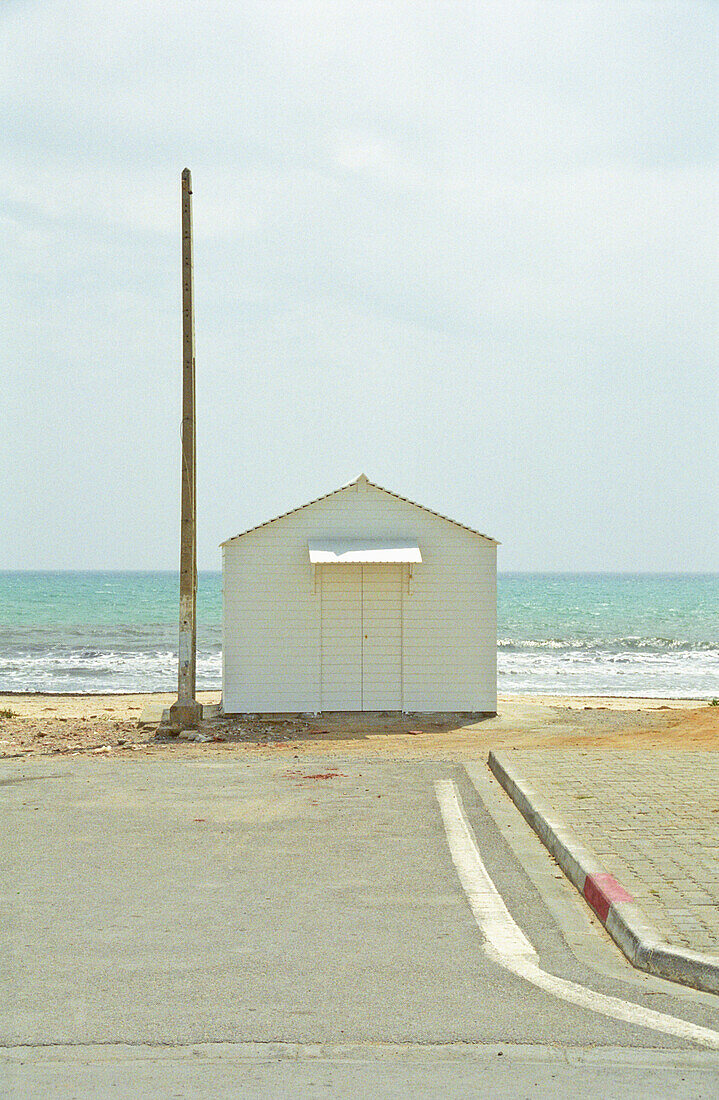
[1,572,718,698]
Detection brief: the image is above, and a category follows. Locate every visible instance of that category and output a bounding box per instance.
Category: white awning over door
[308,538,421,564]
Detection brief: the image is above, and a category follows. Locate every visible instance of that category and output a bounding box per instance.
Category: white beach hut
[221,475,498,715]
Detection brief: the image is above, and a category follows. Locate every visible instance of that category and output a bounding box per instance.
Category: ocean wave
[498,647,719,697]
[1,642,717,698]
[498,637,719,653]
[0,648,222,693]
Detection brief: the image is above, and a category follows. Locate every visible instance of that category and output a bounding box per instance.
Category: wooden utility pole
[169,168,202,732]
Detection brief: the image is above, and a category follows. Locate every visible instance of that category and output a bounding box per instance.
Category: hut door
[361,564,402,710]
[320,564,402,710]
[320,565,363,710]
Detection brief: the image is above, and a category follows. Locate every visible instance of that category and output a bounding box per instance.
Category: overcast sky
[2,0,717,571]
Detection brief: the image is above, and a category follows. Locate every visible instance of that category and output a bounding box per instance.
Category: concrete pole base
[168,699,203,734]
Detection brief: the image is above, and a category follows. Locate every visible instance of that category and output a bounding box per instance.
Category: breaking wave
[2,641,717,698]
[499,637,719,653]
[498,644,719,697]
[0,647,222,694]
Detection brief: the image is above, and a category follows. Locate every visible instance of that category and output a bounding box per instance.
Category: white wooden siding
[222,480,496,713]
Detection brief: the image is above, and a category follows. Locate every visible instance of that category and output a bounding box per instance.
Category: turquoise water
[1,571,718,696]
[499,573,719,696]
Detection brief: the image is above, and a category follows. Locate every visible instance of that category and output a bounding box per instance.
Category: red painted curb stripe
[584,872,634,923]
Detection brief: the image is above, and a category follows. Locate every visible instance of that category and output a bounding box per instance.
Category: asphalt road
[2,756,719,1097]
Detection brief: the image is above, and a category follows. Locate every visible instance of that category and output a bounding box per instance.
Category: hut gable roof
[220,474,498,546]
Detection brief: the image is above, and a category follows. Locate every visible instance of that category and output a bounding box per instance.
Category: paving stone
[501,750,719,955]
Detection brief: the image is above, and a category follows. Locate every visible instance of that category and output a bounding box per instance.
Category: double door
[320,564,403,710]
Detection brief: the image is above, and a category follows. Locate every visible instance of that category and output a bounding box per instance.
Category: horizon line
[2,569,719,578]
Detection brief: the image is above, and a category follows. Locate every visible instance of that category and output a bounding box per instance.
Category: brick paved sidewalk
[496,751,719,955]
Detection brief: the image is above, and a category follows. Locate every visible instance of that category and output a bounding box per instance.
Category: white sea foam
[0,649,222,694]
[498,646,719,697]
[1,643,717,697]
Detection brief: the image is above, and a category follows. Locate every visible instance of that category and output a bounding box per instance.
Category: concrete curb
[488,750,719,996]
[139,702,221,729]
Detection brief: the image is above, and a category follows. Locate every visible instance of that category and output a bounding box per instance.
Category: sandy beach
[0,691,715,761]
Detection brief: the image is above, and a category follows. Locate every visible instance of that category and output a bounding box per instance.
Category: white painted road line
[435,779,719,1051]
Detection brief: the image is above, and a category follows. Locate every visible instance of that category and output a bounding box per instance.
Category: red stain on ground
[300,771,346,780]
[280,769,347,782]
